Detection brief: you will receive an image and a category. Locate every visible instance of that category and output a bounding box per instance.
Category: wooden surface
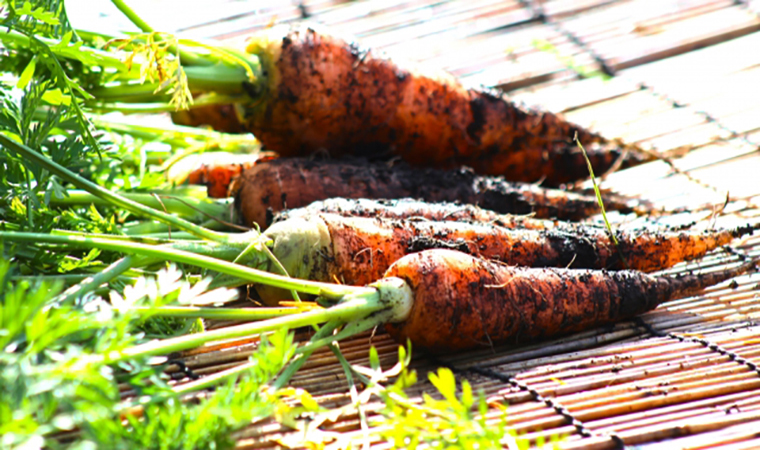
[70,0,760,447]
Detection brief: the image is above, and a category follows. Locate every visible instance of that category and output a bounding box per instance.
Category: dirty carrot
[382,249,758,351]
[185,152,277,198]
[272,198,717,238]
[232,157,646,229]
[171,103,246,134]
[256,213,758,303]
[231,26,649,185]
[273,197,559,230]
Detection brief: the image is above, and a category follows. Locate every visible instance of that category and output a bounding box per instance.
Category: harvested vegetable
[185,152,277,198]
[383,249,758,351]
[232,26,649,185]
[171,104,246,133]
[187,161,250,198]
[274,197,558,230]
[256,213,757,303]
[274,197,636,232]
[4,4,754,448]
[233,157,645,229]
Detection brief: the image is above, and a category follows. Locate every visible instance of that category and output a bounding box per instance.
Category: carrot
[228,26,649,186]
[233,157,646,229]
[171,104,246,134]
[274,197,679,235]
[274,198,556,230]
[187,163,250,198]
[382,249,758,351]
[186,153,277,198]
[255,213,758,303]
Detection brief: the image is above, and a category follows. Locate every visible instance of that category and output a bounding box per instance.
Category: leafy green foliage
[1,256,138,449]
[0,82,87,229]
[326,345,563,450]
[0,258,295,450]
[1,0,74,40]
[377,359,515,448]
[82,329,297,450]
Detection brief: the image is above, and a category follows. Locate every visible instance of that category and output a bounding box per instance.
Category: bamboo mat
[69,0,760,447]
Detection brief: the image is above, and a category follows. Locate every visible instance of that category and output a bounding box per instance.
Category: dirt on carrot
[233,157,646,229]
[230,26,649,186]
[172,104,246,134]
[186,153,276,198]
[274,198,558,230]
[383,249,758,351]
[254,213,758,304]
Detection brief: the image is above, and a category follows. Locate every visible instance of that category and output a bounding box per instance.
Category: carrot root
[382,249,758,352]
[239,26,648,185]
[235,157,647,229]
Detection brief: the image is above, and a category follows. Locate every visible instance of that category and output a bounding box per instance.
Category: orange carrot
[171,104,246,134]
[234,157,646,229]
[233,26,649,185]
[255,213,757,303]
[382,249,757,351]
[186,153,276,198]
[274,198,554,230]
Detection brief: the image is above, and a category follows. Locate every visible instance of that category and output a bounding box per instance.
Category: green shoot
[109,0,153,32]
[0,134,230,242]
[574,133,629,269]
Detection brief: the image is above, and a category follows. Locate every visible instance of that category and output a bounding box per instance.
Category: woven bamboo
[72,0,760,447]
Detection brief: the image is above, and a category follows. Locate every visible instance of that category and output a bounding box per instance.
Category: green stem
[122,217,234,237]
[52,229,177,245]
[82,295,383,367]
[87,93,250,114]
[258,244,301,303]
[86,101,183,114]
[136,305,313,321]
[330,343,371,446]
[110,0,155,32]
[11,273,136,284]
[297,311,390,357]
[88,65,252,99]
[0,135,229,242]
[141,231,198,241]
[271,313,392,390]
[108,0,217,67]
[119,321,342,414]
[272,320,343,389]
[50,190,231,223]
[90,111,251,142]
[0,231,370,298]
[575,136,629,269]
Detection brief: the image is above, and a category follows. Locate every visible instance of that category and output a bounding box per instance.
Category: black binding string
[634,317,760,375]
[518,0,760,155]
[637,83,760,151]
[517,0,617,77]
[165,359,201,381]
[426,355,626,448]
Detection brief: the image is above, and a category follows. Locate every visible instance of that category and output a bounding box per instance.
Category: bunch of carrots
[169,26,759,352]
[2,9,757,356]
